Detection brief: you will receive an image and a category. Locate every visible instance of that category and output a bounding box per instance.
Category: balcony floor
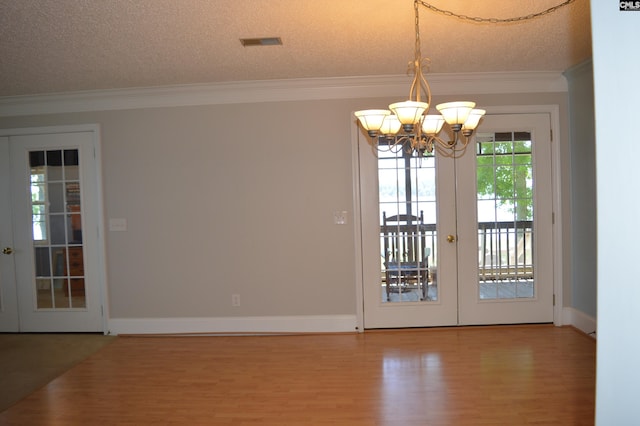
[382,279,535,303]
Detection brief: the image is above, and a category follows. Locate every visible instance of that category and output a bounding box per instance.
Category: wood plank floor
[0,325,595,425]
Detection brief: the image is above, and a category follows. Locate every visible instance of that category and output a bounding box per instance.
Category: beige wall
[0,89,571,326]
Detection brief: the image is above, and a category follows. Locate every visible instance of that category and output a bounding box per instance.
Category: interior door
[0,129,104,332]
[0,136,19,331]
[358,112,554,328]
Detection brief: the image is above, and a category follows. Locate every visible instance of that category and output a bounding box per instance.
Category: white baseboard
[107,315,358,336]
[562,307,597,337]
[108,311,594,337]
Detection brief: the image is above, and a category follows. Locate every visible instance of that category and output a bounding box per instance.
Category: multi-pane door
[359,113,554,328]
[0,129,103,332]
[30,149,88,309]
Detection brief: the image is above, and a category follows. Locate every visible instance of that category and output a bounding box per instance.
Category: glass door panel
[476,132,534,300]
[30,149,86,310]
[378,146,438,303]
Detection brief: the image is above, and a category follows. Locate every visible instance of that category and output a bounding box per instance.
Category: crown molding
[563,58,593,80]
[0,71,567,118]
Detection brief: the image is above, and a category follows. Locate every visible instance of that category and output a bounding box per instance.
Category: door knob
[2,247,13,255]
[446,235,456,243]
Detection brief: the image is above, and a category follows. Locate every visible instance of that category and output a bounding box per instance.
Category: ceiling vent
[240,37,283,47]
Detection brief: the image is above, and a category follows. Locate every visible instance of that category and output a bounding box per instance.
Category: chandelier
[354,0,485,157]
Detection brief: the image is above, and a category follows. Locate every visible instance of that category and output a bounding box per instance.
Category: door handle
[2,247,13,255]
[446,235,456,243]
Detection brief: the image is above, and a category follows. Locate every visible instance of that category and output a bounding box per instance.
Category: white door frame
[352,105,563,331]
[0,124,109,333]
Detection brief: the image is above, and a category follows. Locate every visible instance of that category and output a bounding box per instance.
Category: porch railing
[478,220,533,281]
[380,220,533,282]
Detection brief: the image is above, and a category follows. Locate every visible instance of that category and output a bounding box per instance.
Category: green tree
[476,139,532,221]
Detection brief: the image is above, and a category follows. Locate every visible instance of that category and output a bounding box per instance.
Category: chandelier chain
[416,0,576,24]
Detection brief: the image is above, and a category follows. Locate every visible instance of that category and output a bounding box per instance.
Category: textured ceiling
[0,0,592,98]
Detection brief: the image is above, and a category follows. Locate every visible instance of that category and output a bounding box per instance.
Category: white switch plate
[333,210,348,225]
[109,218,127,232]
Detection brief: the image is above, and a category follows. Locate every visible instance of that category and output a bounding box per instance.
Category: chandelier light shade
[421,115,445,136]
[354,0,485,156]
[354,109,390,137]
[388,101,430,132]
[462,109,487,136]
[380,115,403,136]
[435,101,476,131]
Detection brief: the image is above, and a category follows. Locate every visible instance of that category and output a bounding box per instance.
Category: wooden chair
[381,212,430,301]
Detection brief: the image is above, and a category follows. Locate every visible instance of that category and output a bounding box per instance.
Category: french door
[358,113,554,328]
[0,128,104,332]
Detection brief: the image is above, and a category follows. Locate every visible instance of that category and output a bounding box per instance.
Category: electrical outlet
[232,294,241,307]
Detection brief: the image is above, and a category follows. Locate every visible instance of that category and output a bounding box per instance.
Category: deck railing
[478,220,533,281]
[380,220,533,282]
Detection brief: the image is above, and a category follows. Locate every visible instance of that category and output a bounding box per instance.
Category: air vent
[240,37,283,47]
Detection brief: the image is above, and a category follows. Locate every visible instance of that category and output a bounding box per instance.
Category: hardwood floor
[0,325,595,425]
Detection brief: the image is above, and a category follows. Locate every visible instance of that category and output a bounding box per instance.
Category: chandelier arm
[408,72,420,103]
[432,144,456,158]
[427,132,472,153]
[393,135,411,150]
[447,137,473,153]
[369,140,380,158]
[431,137,471,158]
[419,65,432,108]
[431,135,454,150]
[375,135,411,155]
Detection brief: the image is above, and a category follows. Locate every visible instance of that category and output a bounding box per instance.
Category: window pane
[51,247,67,276]
[47,150,63,180]
[31,183,46,202]
[29,151,45,167]
[48,182,64,213]
[50,215,66,244]
[63,149,79,166]
[65,182,81,212]
[34,247,51,276]
[64,150,80,180]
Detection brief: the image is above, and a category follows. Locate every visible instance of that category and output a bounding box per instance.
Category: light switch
[109,218,127,232]
[333,210,348,225]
